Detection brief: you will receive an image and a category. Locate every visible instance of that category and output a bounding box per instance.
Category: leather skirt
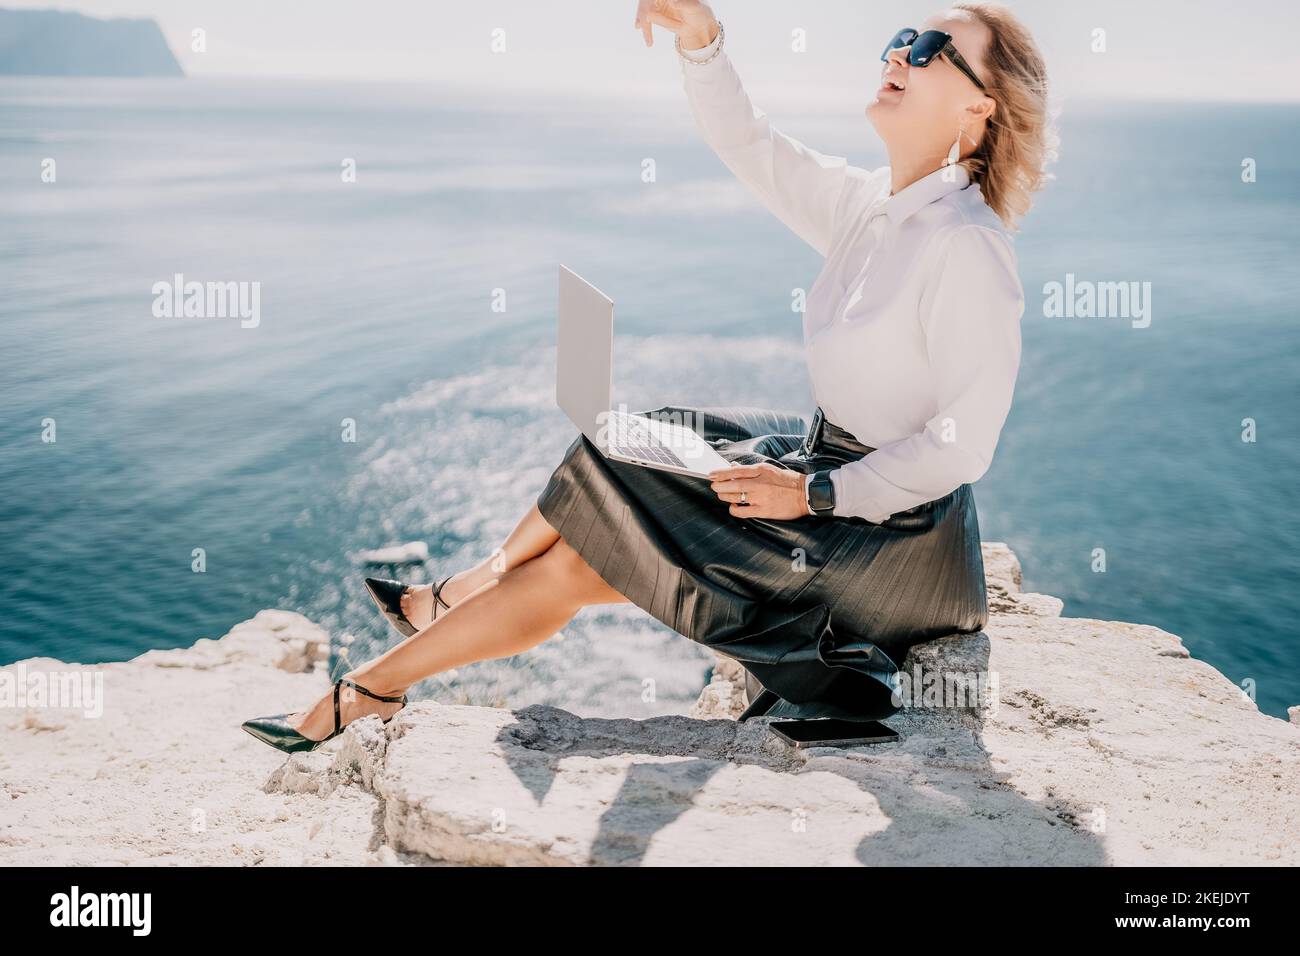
[535,405,989,722]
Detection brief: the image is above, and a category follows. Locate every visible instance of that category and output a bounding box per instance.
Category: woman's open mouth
[877,71,907,99]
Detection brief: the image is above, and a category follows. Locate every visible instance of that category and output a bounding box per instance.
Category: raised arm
[636,2,864,256]
[828,224,1025,521]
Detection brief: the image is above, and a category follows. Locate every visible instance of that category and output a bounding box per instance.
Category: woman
[242,0,1052,752]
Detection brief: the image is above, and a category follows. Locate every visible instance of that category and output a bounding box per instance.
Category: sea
[2,77,1297,719]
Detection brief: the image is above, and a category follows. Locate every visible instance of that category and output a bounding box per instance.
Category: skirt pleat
[536,405,988,722]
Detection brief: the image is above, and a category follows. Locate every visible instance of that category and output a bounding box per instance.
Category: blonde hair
[952,2,1056,230]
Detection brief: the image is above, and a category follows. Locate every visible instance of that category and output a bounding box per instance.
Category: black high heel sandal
[240,677,408,754]
[363,576,452,638]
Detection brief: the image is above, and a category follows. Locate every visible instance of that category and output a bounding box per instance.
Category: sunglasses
[880,27,987,90]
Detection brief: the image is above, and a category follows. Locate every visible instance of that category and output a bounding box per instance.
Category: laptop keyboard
[607,415,688,469]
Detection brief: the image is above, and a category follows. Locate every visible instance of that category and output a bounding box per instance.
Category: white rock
[2,545,1296,866]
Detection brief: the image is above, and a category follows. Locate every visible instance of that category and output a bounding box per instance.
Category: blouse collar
[874,164,972,226]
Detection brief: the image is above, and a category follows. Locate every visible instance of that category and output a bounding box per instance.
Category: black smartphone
[768,718,899,749]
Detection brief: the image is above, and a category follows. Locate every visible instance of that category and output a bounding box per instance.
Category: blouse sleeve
[679,28,861,257]
[827,224,1025,522]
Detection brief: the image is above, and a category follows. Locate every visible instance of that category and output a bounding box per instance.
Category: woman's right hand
[634,0,719,51]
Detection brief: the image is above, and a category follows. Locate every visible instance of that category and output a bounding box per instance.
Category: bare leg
[401,503,561,627]
[288,535,628,740]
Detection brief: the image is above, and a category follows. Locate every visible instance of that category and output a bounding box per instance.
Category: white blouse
[679,30,1024,523]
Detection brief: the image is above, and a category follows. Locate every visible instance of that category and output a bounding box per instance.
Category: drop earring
[942,125,968,182]
[946,127,963,166]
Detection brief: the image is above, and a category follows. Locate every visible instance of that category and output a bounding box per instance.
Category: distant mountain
[0,8,183,76]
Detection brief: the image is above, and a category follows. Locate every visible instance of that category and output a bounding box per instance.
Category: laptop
[556,265,734,479]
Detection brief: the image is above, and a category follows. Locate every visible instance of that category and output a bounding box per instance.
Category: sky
[10,0,1300,105]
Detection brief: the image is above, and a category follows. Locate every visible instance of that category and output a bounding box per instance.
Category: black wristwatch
[805,470,836,517]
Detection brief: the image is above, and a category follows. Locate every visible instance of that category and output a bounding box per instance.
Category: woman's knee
[537,539,624,602]
[538,538,593,580]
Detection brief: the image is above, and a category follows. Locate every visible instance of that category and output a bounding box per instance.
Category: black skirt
[535,405,989,722]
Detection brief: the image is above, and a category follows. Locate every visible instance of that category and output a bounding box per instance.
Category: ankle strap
[432,576,453,612]
[339,677,406,704]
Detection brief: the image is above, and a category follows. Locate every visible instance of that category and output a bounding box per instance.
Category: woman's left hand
[709,463,810,520]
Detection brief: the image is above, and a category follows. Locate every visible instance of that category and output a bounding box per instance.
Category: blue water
[2,78,1297,719]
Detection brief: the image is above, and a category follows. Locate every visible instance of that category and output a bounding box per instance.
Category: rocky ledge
[1,544,1296,866]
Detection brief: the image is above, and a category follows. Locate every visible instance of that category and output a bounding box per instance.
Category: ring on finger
[740,490,748,505]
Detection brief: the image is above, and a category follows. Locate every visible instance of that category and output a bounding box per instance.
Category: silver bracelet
[676,20,724,64]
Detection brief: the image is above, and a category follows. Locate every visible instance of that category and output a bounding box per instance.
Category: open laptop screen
[556,265,615,450]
